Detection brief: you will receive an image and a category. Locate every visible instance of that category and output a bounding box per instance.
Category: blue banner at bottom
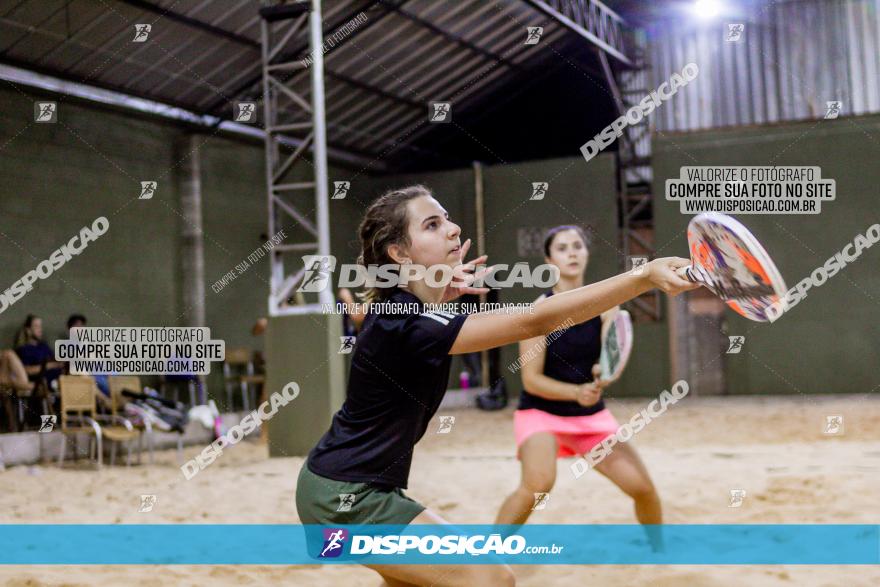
[0,525,877,565]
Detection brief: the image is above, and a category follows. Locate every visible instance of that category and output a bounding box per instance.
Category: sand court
[2,395,877,586]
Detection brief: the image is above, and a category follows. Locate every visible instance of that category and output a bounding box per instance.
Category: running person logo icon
[320,528,349,558]
[436,415,455,434]
[726,24,744,42]
[338,336,356,354]
[728,489,746,508]
[825,101,842,119]
[133,24,151,42]
[38,415,56,433]
[429,102,451,123]
[524,26,544,45]
[532,492,550,510]
[630,256,649,275]
[332,181,350,199]
[727,336,745,354]
[35,102,57,123]
[140,181,157,200]
[234,102,256,122]
[336,494,356,512]
[297,255,336,292]
[530,182,548,200]
[823,415,844,435]
[138,494,157,512]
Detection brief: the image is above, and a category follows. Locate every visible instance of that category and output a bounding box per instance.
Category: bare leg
[367,508,516,587]
[592,441,663,550]
[0,350,34,392]
[494,432,558,526]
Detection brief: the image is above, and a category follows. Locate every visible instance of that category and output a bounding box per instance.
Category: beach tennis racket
[599,309,633,383]
[679,213,787,322]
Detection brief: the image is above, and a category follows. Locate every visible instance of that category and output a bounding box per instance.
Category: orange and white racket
[680,213,788,322]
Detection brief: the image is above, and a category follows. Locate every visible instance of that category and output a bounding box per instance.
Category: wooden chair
[110,376,185,464]
[108,376,150,465]
[59,376,140,467]
[223,348,260,411]
[58,375,103,467]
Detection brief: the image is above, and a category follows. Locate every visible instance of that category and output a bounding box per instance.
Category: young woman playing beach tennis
[296,186,697,586]
[494,225,663,550]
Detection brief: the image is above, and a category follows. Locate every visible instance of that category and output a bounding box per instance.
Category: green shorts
[296,462,426,526]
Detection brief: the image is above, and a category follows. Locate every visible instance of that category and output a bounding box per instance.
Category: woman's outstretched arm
[450,257,697,355]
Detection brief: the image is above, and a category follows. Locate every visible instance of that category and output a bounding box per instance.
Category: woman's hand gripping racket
[598,309,633,384]
[578,310,633,406]
[678,213,788,322]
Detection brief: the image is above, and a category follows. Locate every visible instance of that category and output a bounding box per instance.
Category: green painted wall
[0,87,180,347]
[653,115,880,395]
[0,86,354,401]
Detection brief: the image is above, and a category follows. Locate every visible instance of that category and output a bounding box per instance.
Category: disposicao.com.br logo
[316,529,561,558]
[296,255,560,292]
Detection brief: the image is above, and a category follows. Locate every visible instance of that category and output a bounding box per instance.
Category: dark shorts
[296,461,426,526]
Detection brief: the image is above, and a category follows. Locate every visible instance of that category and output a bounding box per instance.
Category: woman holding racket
[296,187,696,586]
[494,225,663,550]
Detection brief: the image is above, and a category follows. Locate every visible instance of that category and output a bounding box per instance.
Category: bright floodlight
[692,0,722,19]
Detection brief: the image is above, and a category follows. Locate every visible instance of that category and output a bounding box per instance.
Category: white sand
[1,395,878,586]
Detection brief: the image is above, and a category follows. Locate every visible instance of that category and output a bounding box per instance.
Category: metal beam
[0,62,381,170]
[115,0,259,48]
[204,0,380,117]
[521,0,631,65]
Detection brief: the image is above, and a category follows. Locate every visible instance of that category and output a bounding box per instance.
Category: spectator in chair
[14,314,64,389]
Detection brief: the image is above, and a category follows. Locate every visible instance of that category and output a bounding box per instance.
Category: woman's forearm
[524,373,579,402]
[529,272,650,337]
[452,257,694,355]
[451,272,650,354]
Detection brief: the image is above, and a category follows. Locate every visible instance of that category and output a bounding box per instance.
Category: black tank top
[517,289,605,417]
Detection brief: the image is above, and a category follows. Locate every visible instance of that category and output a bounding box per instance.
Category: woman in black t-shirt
[296,186,697,586]
[495,226,663,550]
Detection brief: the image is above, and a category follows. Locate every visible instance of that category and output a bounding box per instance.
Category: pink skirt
[514,408,620,459]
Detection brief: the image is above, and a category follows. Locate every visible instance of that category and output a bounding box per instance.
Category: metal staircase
[523,1,660,321]
[600,36,662,321]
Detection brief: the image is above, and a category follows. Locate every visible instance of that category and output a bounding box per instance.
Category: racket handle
[677,265,697,282]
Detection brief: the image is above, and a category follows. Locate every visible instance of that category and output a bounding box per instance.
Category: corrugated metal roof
[648,0,880,131]
[0,0,592,165]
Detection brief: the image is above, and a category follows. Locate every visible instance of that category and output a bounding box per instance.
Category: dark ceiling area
[388,38,618,172]
[0,0,635,174]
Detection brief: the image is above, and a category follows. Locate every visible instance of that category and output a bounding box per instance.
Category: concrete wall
[653,114,880,395]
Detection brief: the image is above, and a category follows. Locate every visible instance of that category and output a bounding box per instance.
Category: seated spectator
[14,314,64,390]
[66,313,86,334]
[63,313,111,397]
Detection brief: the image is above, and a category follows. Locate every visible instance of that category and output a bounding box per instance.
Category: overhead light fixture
[692,0,722,19]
